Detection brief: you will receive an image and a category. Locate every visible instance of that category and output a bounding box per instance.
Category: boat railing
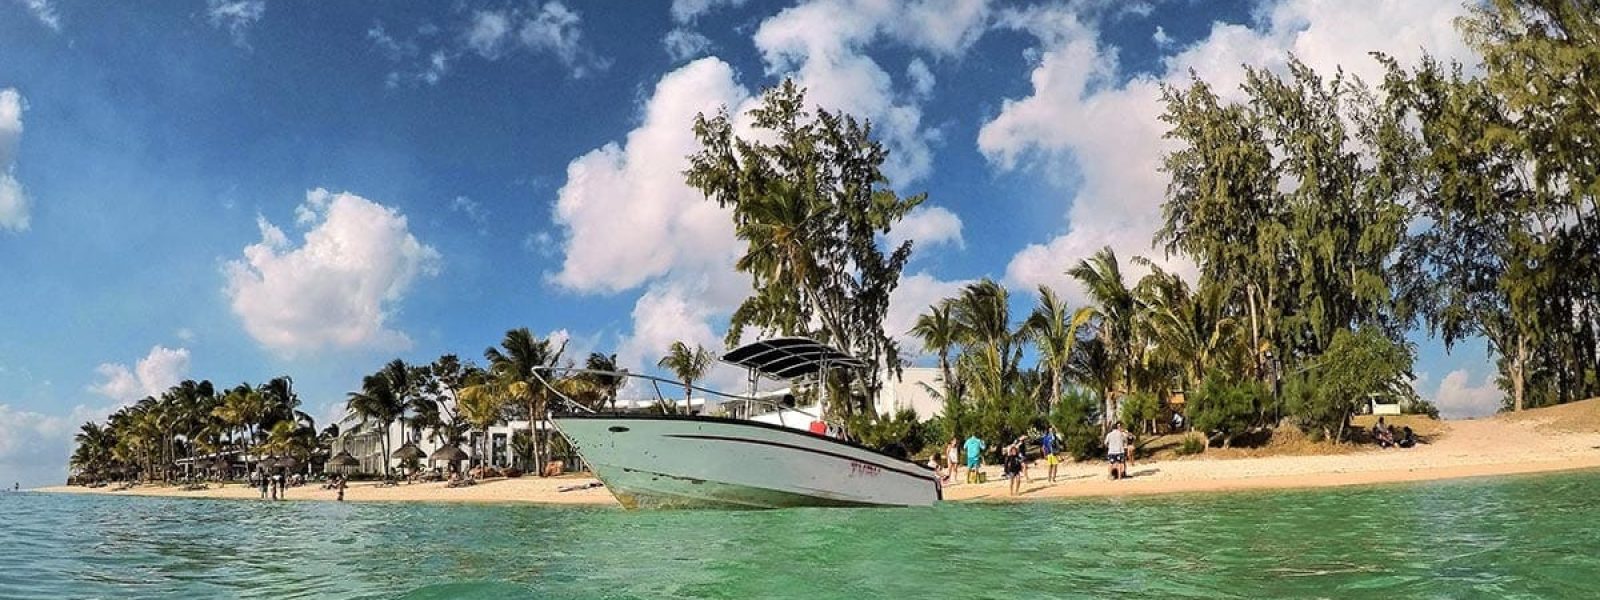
[530,367,841,432]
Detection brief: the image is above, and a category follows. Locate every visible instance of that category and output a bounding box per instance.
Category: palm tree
[458,372,508,473]
[1068,246,1141,430]
[214,383,266,468]
[657,341,712,414]
[346,373,404,479]
[70,422,115,482]
[1024,286,1090,414]
[483,328,566,474]
[910,301,960,406]
[583,352,626,412]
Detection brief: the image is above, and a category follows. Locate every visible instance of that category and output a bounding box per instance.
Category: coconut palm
[910,301,960,405]
[346,373,404,479]
[1023,286,1091,414]
[1068,246,1141,430]
[483,328,566,474]
[657,341,712,414]
[583,352,626,412]
[457,372,508,472]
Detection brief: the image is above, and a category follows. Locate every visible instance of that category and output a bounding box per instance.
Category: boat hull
[552,414,939,509]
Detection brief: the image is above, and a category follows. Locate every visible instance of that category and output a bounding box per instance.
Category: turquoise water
[3,471,1599,599]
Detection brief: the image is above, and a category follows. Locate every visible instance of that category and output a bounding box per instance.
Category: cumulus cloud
[551,57,748,295]
[87,345,192,404]
[224,189,440,356]
[550,57,754,379]
[753,0,992,183]
[982,0,1476,301]
[13,0,60,31]
[887,205,963,251]
[0,88,30,232]
[886,272,973,357]
[450,195,488,234]
[206,0,266,47]
[1430,369,1504,419]
[663,28,713,62]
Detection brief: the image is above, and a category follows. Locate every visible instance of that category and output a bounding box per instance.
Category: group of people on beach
[934,422,1140,496]
[250,470,311,501]
[1371,417,1418,449]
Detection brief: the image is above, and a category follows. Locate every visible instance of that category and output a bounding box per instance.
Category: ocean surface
[3,471,1599,599]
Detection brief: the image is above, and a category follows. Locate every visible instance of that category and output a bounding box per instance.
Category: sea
[2,470,1598,599]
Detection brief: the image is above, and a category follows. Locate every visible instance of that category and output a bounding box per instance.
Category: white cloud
[663,28,713,62]
[982,0,1476,301]
[906,57,936,98]
[752,0,992,183]
[450,195,488,233]
[0,403,71,487]
[887,205,963,251]
[462,2,607,78]
[670,0,748,23]
[886,272,973,357]
[1430,369,1503,419]
[466,10,514,58]
[206,0,266,47]
[13,0,60,31]
[224,189,441,356]
[87,345,192,404]
[1152,25,1172,48]
[551,57,748,294]
[0,88,29,232]
[176,328,197,342]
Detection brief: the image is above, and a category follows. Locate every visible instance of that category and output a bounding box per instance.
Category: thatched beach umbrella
[392,443,426,461]
[429,446,467,464]
[256,457,280,472]
[328,450,360,468]
[209,456,232,474]
[276,456,301,472]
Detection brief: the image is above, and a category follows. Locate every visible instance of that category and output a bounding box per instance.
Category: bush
[1176,434,1206,456]
[1286,326,1416,441]
[1049,387,1104,460]
[848,408,928,460]
[1189,372,1266,447]
[1120,391,1160,434]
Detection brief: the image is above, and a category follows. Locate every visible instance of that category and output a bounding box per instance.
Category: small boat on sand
[537,338,940,509]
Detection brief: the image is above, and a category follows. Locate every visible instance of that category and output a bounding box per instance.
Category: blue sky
[0,0,1502,487]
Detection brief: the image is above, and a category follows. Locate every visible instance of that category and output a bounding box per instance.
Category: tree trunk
[1246,283,1262,380]
[1512,333,1528,412]
[529,399,542,476]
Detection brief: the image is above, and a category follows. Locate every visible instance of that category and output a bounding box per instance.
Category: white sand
[39,407,1600,505]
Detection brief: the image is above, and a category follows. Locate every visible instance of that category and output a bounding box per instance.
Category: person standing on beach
[258,471,269,499]
[963,434,986,484]
[1105,422,1131,480]
[336,476,346,502]
[1004,445,1024,496]
[1042,427,1061,483]
[945,439,960,484]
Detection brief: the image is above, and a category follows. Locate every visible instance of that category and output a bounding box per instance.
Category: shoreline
[36,408,1600,506]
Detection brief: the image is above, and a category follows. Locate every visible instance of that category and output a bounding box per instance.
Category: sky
[0,0,1507,487]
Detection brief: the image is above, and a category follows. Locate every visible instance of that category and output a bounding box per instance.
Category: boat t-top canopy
[721,337,868,380]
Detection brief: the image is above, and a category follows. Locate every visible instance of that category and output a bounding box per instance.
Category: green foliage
[1176,434,1206,456]
[1286,327,1416,440]
[1189,372,1265,447]
[687,79,924,406]
[1049,388,1104,460]
[1119,391,1160,434]
[848,408,929,459]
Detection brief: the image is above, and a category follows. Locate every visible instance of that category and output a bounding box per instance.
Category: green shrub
[1286,326,1416,440]
[1176,434,1206,456]
[1189,371,1266,447]
[1049,387,1104,460]
[1120,391,1160,434]
[848,408,928,459]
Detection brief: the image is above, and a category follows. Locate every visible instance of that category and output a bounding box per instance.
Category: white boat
[538,338,940,509]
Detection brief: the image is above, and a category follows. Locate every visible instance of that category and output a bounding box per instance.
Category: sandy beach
[37,401,1600,505]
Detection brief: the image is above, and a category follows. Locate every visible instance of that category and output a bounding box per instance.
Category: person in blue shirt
[1041,427,1062,483]
[962,435,986,484]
